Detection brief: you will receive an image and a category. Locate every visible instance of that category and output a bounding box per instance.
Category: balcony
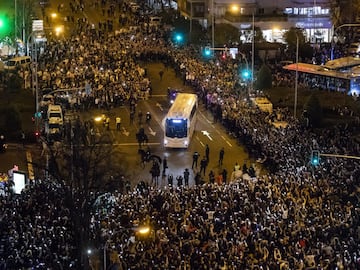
[223,12,289,23]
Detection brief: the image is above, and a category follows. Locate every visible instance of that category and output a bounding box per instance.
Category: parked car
[40,94,54,109]
[5,56,31,70]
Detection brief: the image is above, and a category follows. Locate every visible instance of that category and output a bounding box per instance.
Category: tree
[36,120,128,269]
[3,105,22,133]
[283,27,306,52]
[330,0,360,25]
[4,71,23,93]
[255,64,272,90]
[303,94,323,127]
[254,26,265,43]
[283,27,312,61]
[214,23,240,46]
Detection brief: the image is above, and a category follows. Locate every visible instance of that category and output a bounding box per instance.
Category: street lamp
[211,0,215,51]
[27,31,40,132]
[104,226,151,270]
[251,10,254,94]
[294,34,299,118]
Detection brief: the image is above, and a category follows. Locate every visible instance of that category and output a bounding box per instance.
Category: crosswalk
[26,151,35,181]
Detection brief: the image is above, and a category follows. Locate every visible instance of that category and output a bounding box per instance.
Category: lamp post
[27,31,39,131]
[294,34,299,118]
[251,11,254,93]
[211,0,215,50]
[104,226,150,270]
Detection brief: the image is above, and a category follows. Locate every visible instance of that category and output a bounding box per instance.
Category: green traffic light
[203,47,211,57]
[242,70,251,79]
[0,14,11,36]
[175,34,182,42]
[311,151,320,166]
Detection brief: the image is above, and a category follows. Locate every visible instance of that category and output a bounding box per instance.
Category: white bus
[164,93,198,148]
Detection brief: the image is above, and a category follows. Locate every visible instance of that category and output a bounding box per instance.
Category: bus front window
[166,119,187,138]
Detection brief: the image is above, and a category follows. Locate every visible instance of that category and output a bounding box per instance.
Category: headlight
[184,140,188,146]
[164,139,168,145]
[94,116,103,122]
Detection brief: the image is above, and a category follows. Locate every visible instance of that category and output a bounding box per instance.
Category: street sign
[32,20,44,32]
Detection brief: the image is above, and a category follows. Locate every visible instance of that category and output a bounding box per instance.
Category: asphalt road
[0,62,257,188]
[74,62,255,187]
[0,2,258,187]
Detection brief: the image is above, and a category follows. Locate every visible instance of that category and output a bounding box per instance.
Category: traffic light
[173,32,184,46]
[34,112,42,118]
[241,69,251,80]
[175,33,183,43]
[311,150,320,166]
[203,46,211,57]
[0,14,10,36]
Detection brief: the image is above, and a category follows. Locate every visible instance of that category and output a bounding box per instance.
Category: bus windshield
[165,119,187,138]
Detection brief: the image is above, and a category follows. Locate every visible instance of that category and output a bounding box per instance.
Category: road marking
[63,142,161,147]
[113,142,161,146]
[221,135,233,147]
[196,136,205,147]
[148,126,156,136]
[143,102,165,131]
[198,110,213,124]
[121,127,130,136]
[201,130,213,141]
[111,130,116,140]
[26,151,35,181]
[156,102,164,111]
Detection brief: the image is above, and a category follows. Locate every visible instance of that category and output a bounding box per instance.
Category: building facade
[178,0,333,43]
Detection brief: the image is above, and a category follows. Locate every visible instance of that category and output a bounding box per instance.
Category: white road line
[113,142,161,146]
[63,142,161,147]
[221,135,233,147]
[111,130,116,141]
[196,136,205,147]
[26,151,35,181]
[198,110,213,124]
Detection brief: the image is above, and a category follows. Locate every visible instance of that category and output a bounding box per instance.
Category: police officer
[138,110,143,124]
[192,151,199,169]
[205,144,210,161]
[146,112,151,125]
[116,116,121,131]
[219,147,225,166]
[200,156,208,176]
[105,117,110,131]
[183,168,190,186]
[0,135,5,153]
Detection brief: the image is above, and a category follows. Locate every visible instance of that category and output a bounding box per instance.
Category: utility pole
[211,0,215,51]
[294,35,299,118]
[251,11,254,93]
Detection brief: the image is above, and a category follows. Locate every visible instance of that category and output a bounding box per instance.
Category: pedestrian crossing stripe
[26,151,35,181]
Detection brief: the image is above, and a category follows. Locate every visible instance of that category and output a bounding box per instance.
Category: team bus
[283,57,360,96]
[164,93,198,148]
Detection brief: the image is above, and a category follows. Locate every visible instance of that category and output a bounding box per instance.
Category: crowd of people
[1,0,360,269]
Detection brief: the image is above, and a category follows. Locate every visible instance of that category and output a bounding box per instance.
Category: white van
[45,118,62,140]
[47,104,63,125]
[5,56,31,70]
